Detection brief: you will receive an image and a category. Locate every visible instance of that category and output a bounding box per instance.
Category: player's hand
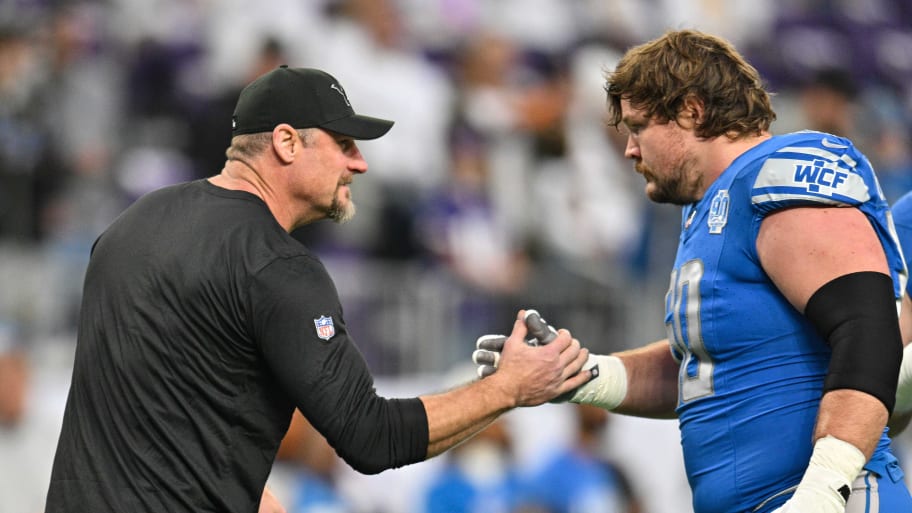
[473,310,602,403]
[770,493,845,513]
[473,334,506,378]
[474,310,594,400]
[485,310,591,406]
[475,309,627,409]
[521,309,596,402]
[770,436,863,513]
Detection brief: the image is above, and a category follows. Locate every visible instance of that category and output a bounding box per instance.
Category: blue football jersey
[664,131,906,513]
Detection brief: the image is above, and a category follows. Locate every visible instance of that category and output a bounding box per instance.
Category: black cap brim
[321,115,394,140]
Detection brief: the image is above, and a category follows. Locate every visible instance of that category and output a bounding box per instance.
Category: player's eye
[626,119,650,136]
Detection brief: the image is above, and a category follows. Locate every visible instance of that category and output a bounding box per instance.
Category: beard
[638,161,701,206]
[645,173,690,205]
[327,185,356,224]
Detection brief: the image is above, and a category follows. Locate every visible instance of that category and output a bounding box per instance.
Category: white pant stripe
[846,470,879,513]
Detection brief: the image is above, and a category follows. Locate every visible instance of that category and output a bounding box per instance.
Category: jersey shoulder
[747,131,876,215]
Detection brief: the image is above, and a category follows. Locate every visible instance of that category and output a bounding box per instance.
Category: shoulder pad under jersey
[750,132,874,215]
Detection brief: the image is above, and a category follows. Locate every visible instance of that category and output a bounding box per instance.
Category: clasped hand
[474,310,594,404]
[475,309,591,406]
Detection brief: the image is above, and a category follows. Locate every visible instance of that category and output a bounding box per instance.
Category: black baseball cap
[231,66,394,140]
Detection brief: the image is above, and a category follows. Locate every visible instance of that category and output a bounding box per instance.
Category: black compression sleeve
[804,271,903,413]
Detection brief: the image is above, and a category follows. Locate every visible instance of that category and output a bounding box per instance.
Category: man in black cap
[44,66,592,513]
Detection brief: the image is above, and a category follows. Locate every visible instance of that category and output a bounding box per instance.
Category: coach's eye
[338,138,355,152]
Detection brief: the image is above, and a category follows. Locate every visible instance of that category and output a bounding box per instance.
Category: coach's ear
[272,124,298,165]
[677,95,705,130]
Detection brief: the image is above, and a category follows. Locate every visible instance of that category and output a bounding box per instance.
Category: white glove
[770,435,863,513]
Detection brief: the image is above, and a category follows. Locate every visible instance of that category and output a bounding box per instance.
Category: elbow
[337,441,426,475]
[340,451,393,475]
[327,396,429,474]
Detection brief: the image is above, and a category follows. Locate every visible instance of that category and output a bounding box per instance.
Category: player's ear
[677,95,704,129]
[272,124,298,164]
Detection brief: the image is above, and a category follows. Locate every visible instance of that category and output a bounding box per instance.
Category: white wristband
[779,435,864,512]
[895,344,912,413]
[568,354,628,410]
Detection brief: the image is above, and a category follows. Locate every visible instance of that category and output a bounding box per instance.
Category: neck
[209,159,295,232]
[210,159,265,195]
[701,131,772,192]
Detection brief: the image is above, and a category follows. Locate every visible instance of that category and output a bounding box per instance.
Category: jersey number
[666,259,715,402]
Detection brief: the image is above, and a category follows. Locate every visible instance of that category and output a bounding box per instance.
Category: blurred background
[3,0,912,512]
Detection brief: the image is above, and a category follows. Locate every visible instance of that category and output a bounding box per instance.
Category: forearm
[420,375,514,458]
[770,390,883,512]
[422,319,590,458]
[815,388,888,459]
[613,339,680,418]
[568,339,678,418]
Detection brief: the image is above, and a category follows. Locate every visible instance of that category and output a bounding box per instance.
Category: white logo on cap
[330,83,351,106]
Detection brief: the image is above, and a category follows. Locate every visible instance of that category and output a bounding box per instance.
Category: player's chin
[647,184,692,206]
[644,181,662,201]
[645,182,677,205]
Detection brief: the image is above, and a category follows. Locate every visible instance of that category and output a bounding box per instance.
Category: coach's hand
[473,310,559,378]
[474,310,627,409]
[484,310,591,406]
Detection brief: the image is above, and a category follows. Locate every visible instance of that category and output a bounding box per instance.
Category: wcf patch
[793,159,848,193]
[314,315,336,340]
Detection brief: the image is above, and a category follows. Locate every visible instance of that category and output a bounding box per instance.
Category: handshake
[472,309,629,410]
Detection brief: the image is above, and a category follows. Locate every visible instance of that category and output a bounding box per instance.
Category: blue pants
[756,452,912,512]
[845,451,912,513]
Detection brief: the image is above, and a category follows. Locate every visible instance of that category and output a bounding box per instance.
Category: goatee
[328,198,356,224]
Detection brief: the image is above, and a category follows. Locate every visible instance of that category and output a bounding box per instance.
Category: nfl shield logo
[314,315,335,340]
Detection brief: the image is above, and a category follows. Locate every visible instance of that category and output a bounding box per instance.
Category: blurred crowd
[3,0,912,512]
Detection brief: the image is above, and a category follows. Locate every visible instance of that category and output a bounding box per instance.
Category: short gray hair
[225,128,316,161]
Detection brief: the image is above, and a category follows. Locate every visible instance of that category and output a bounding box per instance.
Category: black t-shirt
[45,180,428,513]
